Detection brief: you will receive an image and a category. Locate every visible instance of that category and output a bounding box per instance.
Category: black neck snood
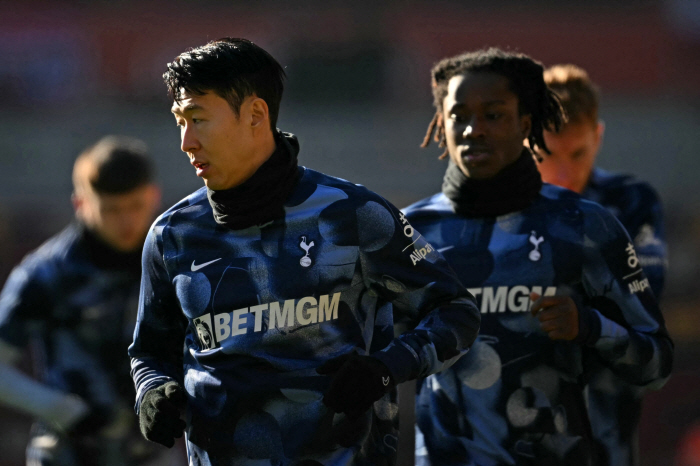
[442,149,543,218]
[207,131,301,230]
[77,222,143,273]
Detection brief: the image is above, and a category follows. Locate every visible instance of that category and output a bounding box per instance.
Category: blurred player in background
[404,48,673,465]
[535,64,668,466]
[0,136,175,465]
[128,37,480,466]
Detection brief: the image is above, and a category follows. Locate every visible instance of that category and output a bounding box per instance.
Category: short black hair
[422,47,565,159]
[163,37,286,130]
[73,136,154,195]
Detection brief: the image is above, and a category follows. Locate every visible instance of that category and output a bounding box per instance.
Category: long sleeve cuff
[371,340,420,385]
[575,306,603,346]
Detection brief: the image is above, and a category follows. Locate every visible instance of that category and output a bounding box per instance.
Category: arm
[625,184,667,299]
[127,221,187,414]
[0,341,89,431]
[357,195,480,384]
[0,260,89,431]
[318,194,479,417]
[578,204,672,388]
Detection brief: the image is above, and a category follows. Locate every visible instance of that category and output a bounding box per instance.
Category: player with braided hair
[403,48,672,465]
[421,47,564,163]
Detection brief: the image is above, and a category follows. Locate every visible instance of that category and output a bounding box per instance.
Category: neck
[442,149,543,217]
[77,222,143,272]
[226,129,277,190]
[207,131,301,230]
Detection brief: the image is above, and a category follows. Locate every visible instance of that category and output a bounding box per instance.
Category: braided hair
[422,47,565,160]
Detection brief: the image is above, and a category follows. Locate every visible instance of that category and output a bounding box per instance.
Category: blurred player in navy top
[534,64,668,466]
[404,48,673,466]
[0,137,166,465]
[128,38,480,466]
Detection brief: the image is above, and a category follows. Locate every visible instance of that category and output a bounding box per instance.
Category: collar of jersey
[441,149,543,218]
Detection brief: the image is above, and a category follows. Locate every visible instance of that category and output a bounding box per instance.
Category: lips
[460,147,491,164]
[191,160,210,177]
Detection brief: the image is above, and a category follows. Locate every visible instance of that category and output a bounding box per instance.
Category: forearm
[130,356,183,414]
[0,361,88,429]
[588,309,673,388]
[374,297,480,384]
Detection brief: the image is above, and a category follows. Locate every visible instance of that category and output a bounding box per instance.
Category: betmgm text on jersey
[193,293,342,350]
[468,241,650,314]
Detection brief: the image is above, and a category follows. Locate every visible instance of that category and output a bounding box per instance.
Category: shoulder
[300,167,376,199]
[151,187,211,233]
[530,184,624,238]
[402,193,454,224]
[588,168,661,206]
[295,167,397,213]
[5,224,82,290]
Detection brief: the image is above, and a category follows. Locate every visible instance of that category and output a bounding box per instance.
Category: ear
[249,97,269,129]
[72,192,83,215]
[596,120,605,146]
[520,114,532,139]
[145,185,162,213]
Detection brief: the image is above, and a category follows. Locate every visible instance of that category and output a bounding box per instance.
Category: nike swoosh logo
[191,258,222,272]
[437,245,454,253]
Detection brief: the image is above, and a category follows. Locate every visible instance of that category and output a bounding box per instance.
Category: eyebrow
[448,100,507,111]
[171,103,203,115]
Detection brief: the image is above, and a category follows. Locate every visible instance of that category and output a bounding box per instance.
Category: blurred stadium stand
[1,1,699,465]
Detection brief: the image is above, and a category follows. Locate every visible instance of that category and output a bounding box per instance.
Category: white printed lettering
[483,286,508,313]
[296,297,318,325]
[231,308,248,336]
[318,293,341,322]
[215,312,231,342]
[628,278,650,294]
[270,299,295,329]
[508,286,530,312]
[249,304,267,332]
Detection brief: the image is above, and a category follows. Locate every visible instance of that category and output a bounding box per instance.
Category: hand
[138,381,186,448]
[316,352,394,419]
[530,292,579,340]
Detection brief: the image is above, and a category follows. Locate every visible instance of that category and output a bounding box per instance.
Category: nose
[555,166,575,190]
[462,116,486,139]
[181,124,200,154]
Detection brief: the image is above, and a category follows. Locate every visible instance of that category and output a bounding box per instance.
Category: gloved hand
[138,381,186,448]
[316,352,394,419]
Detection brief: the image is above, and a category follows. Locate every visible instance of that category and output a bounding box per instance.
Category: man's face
[442,72,531,180]
[74,184,161,252]
[536,121,603,193]
[172,91,260,191]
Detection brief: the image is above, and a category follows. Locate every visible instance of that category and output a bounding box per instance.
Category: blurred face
[74,184,161,252]
[442,72,532,179]
[172,90,265,190]
[536,121,604,193]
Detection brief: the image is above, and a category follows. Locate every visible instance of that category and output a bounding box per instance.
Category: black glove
[138,381,186,448]
[316,352,394,418]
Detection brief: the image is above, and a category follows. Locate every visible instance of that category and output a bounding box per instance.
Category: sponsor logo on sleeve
[399,212,437,266]
[623,242,650,294]
[634,224,662,248]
